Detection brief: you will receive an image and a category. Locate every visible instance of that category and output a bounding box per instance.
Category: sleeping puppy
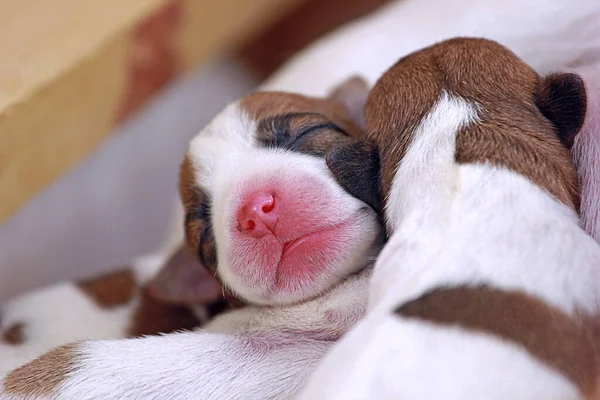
[0,78,384,400]
[0,245,228,378]
[301,38,600,399]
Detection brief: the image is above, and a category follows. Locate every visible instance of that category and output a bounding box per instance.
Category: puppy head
[329,38,587,233]
[170,78,383,306]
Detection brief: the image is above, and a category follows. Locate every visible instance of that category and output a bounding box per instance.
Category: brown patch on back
[127,287,201,337]
[4,343,78,397]
[366,38,580,209]
[396,286,598,397]
[78,269,136,308]
[2,322,25,345]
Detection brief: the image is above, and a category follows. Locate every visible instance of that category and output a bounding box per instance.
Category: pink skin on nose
[228,175,361,297]
[236,192,279,238]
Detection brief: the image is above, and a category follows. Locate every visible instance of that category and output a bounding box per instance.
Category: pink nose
[237,192,279,238]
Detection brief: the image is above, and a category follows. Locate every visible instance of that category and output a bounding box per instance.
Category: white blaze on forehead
[188,102,258,191]
[385,92,478,233]
[194,101,257,144]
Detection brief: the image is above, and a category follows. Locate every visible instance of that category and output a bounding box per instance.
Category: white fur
[0,253,170,376]
[300,93,600,398]
[383,92,478,233]
[0,270,371,400]
[4,0,600,396]
[60,334,330,400]
[0,284,131,377]
[300,312,578,400]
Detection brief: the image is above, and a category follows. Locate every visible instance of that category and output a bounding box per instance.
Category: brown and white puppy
[171,80,381,307]
[301,38,600,400]
[0,80,384,400]
[0,245,227,378]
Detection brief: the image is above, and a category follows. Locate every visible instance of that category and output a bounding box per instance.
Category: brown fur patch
[179,157,217,271]
[4,343,78,397]
[396,286,598,396]
[127,287,201,337]
[2,322,25,345]
[366,38,580,209]
[78,269,136,308]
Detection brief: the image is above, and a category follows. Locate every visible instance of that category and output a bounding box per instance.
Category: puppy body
[4,0,600,391]
[0,249,216,378]
[0,85,382,399]
[301,39,600,399]
[9,269,369,400]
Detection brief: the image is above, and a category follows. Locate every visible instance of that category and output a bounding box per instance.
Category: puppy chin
[220,207,383,306]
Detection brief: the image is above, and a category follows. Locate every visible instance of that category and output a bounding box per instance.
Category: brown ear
[146,245,223,305]
[326,139,382,214]
[328,75,370,129]
[536,73,587,150]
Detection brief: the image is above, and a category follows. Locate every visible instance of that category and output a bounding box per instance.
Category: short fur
[0,248,221,378]
[300,38,600,400]
[0,82,383,400]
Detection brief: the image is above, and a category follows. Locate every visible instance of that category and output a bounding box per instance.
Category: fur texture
[0,86,382,399]
[300,38,600,400]
[3,0,600,396]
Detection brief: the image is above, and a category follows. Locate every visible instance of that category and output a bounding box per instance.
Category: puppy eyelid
[295,122,348,141]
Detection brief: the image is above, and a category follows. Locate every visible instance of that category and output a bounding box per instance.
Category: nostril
[261,195,275,213]
[236,191,279,238]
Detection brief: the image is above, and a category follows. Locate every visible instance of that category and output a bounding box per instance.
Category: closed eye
[294,122,348,142]
[258,112,349,149]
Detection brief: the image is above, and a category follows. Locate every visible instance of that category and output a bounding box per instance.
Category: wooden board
[0,0,305,224]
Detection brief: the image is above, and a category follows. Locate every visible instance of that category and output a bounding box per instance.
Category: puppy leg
[0,331,332,400]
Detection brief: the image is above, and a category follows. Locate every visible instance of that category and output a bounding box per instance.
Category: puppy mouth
[227,208,367,301]
[279,219,353,262]
[272,214,360,290]
[281,236,307,258]
[226,172,377,303]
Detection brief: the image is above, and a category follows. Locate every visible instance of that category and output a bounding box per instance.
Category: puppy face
[179,79,383,306]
